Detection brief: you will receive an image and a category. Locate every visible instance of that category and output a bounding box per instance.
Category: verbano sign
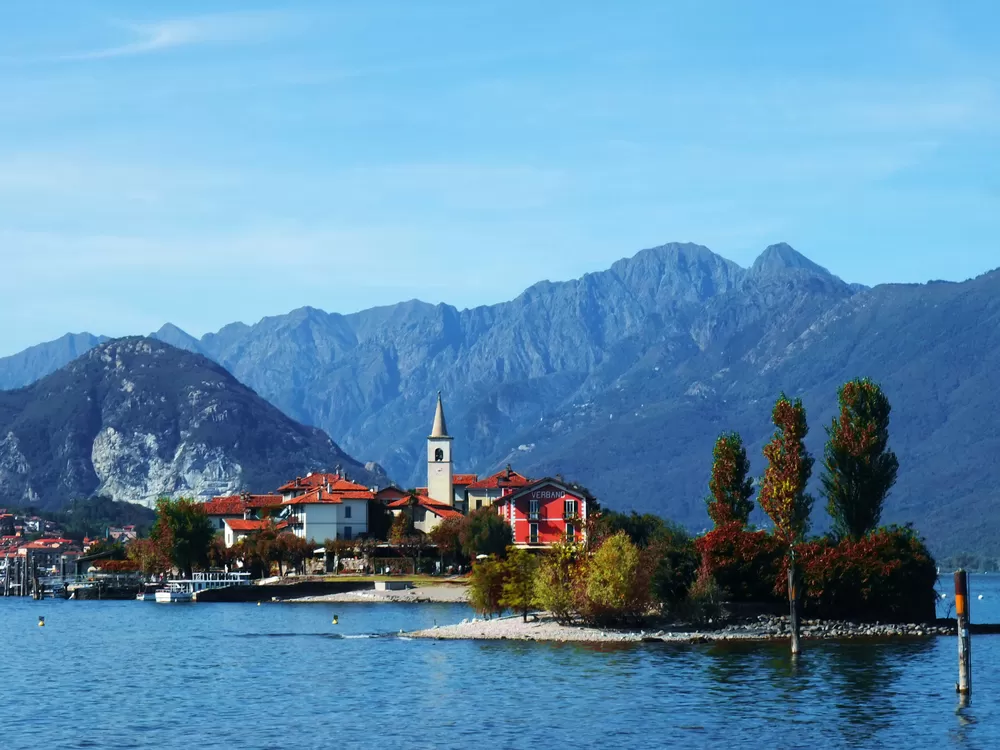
[530,489,567,500]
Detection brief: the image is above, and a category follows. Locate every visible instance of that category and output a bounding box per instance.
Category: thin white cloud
[59,11,298,61]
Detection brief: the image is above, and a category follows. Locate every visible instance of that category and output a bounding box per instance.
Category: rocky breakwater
[410,613,955,644]
[699,615,954,642]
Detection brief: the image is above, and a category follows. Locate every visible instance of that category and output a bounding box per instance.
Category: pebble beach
[409,613,956,643]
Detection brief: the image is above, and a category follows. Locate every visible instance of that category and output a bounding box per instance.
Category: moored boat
[154,571,251,603]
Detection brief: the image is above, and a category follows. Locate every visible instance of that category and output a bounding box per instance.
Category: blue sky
[0,1,997,356]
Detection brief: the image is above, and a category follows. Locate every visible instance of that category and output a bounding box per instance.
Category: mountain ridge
[2,242,998,553]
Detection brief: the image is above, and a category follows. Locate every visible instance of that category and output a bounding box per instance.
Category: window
[219,518,224,529]
[529,498,540,519]
[564,499,578,519]
[566,523,575,541]
[476,498,482,510]
[529,522,538,544]
[344,526,352,540]
[344,505,352,519]
[434,448,444,462]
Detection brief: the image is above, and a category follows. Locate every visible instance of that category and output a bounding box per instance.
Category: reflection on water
[2,598,1000,750]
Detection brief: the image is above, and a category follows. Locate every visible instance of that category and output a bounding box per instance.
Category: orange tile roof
[465,467,532,490]
[203,494,283,515]
[276,472,369,493]
[387,495,464,519]
[453,473,479,485]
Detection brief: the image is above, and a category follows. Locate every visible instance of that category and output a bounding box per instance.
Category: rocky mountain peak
[750,243,833,278]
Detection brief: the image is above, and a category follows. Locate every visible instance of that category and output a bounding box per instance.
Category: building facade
[494,479,592,548]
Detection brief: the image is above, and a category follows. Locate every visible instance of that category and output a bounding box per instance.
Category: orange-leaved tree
[706,431,754,528]
[759,394,814,546]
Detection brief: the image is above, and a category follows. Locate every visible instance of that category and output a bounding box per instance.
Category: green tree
[580,531,653,625]
[706,431,754,528]
[367,501,394,540]
[500,546,539,622]
[650,532,700,613]
[460,508,513,559]
[758,394,814,545]
[152,498,216,578]
[469,557,506,619]
[822,378,899,539]
[534,541,581,624]
[597,510,673,548]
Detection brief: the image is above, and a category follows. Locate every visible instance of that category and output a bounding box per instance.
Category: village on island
[0,382,960,646]
[0,395,593,604]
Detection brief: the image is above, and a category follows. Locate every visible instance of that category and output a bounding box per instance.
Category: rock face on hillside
[0,338,384,509]
[4,242,1000,554]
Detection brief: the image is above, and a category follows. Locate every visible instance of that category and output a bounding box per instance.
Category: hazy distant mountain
[0,332,108,390]
[0,337,385,509]
[2,242,997,554]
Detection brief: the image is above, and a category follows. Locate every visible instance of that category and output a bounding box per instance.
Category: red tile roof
[387,495,464,519]
[415,487,428,496]
[465,466,533,490]
[276,473,370,493]
[203,494,284,515]
[453,473,479,485]
[281,485,375,506]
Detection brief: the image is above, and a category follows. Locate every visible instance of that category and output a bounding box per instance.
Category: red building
[494,478,594,548]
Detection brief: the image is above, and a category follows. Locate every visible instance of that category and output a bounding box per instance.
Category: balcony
[563,512,580,522]
[527,510,540,521]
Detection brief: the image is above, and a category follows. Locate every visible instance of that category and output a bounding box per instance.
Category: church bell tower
[427,392,454,506]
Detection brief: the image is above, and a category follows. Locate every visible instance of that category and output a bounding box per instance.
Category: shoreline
[282,583,469,604]
[408,614,956,644]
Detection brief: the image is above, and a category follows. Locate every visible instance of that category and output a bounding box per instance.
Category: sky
[0,0,997,356]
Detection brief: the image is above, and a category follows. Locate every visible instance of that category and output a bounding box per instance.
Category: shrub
[678,567,724,625]
[500,547,539,622]
[534,543,581,624]
[469,557,507,619]
[579,531,653,626]
[695,522,784,603]
[797,525,937,622]
[650,535,700,614]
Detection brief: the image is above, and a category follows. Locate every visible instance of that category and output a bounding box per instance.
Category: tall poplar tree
[822,378,899,539]
[759,394,814,545]
[706,431,755,528]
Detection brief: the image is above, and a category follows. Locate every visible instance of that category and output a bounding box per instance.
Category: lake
[3,575,1000,749]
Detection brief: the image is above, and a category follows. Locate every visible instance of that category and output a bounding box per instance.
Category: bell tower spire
[427,391,454,506]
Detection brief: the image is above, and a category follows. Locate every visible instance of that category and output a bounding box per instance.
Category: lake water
[3,575,1000,749]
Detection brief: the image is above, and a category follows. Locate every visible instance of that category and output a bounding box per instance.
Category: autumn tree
[469,557,506,619]
[579,531,653,625]
[460,507,513,560]
[126,536,172,577]
[152,498,216,578]
[429,516,464,570]
[500,546,539,622]
[758,395,814,545]
[706,431,754,528]
[534,541,581,624]
[822,378,899,540]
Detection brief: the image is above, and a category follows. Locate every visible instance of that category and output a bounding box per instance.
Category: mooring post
[955,569,971,694]
[788,553,801,656]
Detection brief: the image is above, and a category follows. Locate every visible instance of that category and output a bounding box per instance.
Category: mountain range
[0,337,385,510]
[1,241,997,555]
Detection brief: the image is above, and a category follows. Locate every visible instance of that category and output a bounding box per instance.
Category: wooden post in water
[955,569,971,694]
[788,553,801,656]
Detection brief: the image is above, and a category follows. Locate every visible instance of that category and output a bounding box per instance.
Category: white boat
[154,586,192,603]
[154,571,251,603]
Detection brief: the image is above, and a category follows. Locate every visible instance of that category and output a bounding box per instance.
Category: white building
[277,476,374,542]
